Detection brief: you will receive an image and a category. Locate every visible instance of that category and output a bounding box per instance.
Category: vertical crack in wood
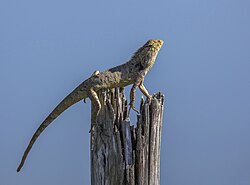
[90,89,164,185]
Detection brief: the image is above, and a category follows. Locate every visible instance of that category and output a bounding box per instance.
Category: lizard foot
[146,95,152,104]
[129,105,140,114]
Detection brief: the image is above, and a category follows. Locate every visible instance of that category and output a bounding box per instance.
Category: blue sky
[1,0,250,184]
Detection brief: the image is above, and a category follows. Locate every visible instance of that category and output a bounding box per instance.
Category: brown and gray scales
[17,39,164,172]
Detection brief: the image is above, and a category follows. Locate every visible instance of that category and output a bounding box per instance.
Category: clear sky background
[1,0,250,184]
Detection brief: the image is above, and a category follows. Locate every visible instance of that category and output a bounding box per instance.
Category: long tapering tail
[17,90,85,172]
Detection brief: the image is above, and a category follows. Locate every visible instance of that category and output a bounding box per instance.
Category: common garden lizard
[17,39,163,172]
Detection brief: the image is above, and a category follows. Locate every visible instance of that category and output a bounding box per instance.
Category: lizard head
[145,39,164,51]
[139,39,164,69]
[131,39,163,71]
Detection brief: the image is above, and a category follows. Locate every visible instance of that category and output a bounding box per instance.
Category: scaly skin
[17,39,163,172]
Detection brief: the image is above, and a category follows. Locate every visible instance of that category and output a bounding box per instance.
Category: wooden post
[90,88,164,185]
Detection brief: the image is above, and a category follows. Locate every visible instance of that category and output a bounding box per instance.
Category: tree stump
[90,88,164,185]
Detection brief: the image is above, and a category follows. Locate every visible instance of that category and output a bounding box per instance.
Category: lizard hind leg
[88,88,101,133]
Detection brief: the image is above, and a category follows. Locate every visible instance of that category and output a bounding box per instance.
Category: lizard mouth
[153,40,164,52]
[157,40,164,45]
[155,40,164,48]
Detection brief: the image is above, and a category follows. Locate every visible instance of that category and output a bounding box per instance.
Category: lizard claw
[146,95,152,104]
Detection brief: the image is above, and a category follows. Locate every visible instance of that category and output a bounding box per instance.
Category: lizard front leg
[129,84,140,114]
[139,82,152,100]
[88,88,101,133]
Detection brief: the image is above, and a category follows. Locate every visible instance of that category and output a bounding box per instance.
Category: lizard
[17,39,164,172]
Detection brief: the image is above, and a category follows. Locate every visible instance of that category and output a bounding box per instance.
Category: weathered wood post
[90,88,164,185]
